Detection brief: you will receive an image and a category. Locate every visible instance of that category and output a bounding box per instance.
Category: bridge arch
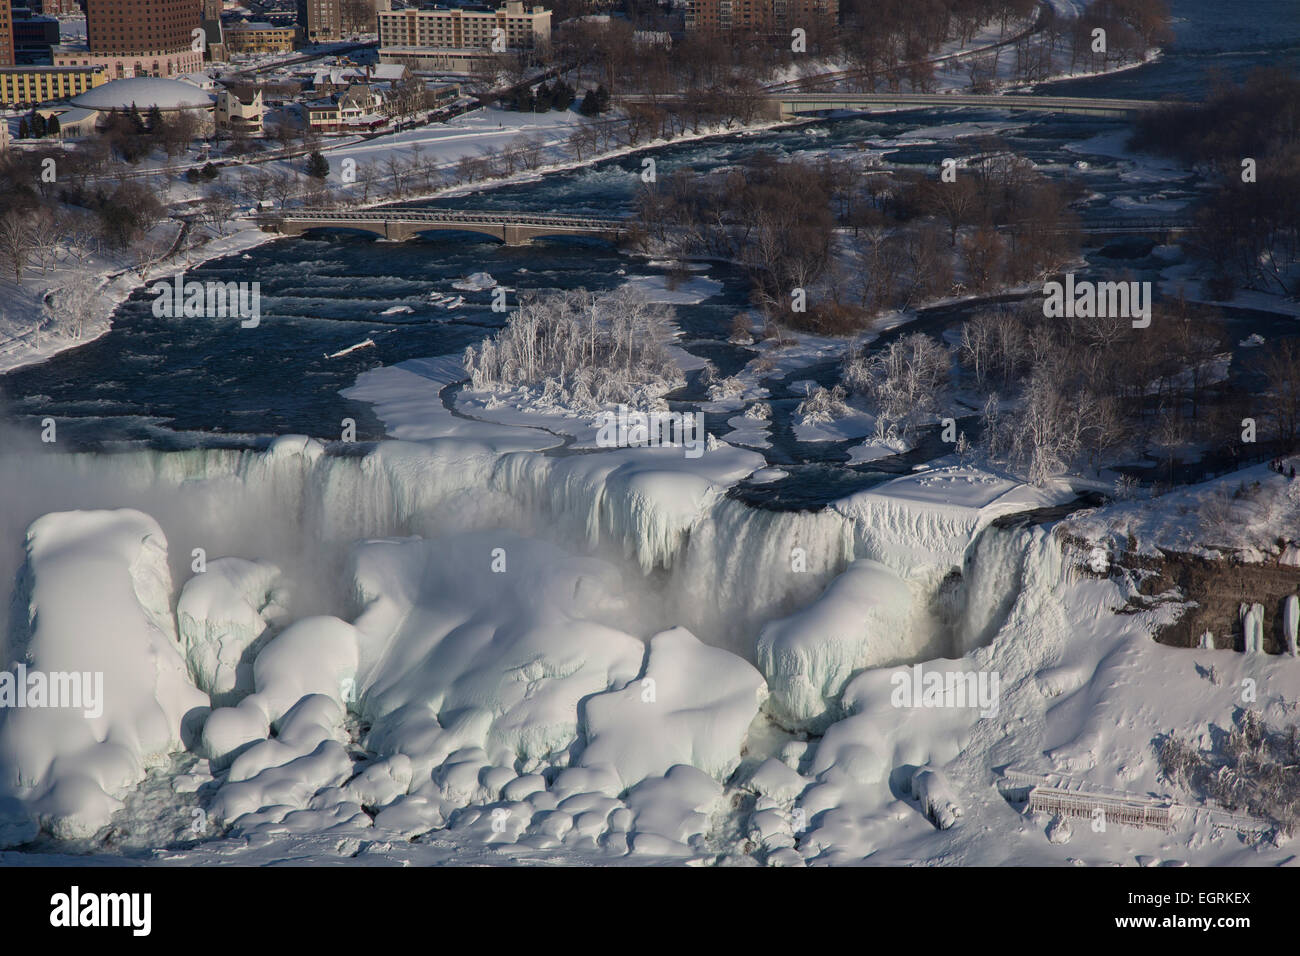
[296,224,389,240]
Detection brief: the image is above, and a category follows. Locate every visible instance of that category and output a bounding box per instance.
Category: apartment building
[684,0,838,34]
[225,22,298,54]
[0,64,108,106]
[378,2,550,72]
[0,3,15,68]
[298,0,342,42]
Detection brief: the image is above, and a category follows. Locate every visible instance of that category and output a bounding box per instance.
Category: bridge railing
[258,208,630,230]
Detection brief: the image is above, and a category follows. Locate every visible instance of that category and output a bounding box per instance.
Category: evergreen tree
[553,81,574,111]
[18,118,28,139]
[146,104,165,133]
[31,111,46,138]
[47,114,60,138]
[579,85,609,116]
[306,150,329,179]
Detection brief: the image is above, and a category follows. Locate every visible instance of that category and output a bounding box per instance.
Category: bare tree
[0,210,35,282]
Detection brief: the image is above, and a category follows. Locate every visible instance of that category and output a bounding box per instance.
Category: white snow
[581,626,767,789]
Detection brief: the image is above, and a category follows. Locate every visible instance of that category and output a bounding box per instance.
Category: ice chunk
[1286,596,1298,657]
[452,272,497,292]
[1240,603,1265,654]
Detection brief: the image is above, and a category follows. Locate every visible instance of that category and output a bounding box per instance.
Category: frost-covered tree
[796,384,850,425]
[463,287,683,410]
[998,368,1095,486]
[843,332,951,436]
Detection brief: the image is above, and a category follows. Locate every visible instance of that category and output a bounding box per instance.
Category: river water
[1,0,1295,499]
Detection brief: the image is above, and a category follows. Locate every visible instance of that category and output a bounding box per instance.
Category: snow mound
[198,615,360,770]
[0,510,206,839]
[581,626,767,789]
[349,532,645,781]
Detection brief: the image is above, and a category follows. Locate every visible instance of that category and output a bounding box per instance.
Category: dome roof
[71,77,217,111]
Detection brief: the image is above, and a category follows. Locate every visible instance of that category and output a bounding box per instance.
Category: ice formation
[581,626,767,788]
[756,559,914,731]
[177,557,286,704]
[0,510,206,840]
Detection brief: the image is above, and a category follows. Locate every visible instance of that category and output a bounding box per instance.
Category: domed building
[70,76,217,113]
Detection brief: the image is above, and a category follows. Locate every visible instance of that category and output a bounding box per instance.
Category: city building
[304,81,385,131]
[225,22,297,55]
[12,8,61,64]
[54,0,204,78]
[377,2,550,72]
[342,0,391,35]
[34,105,99,136]
[0,3,15,68]
[297,0,342,43]
[36,0,82,16]
[215,86,265,134]
[200,0,225,61]
[0,63,108,106]
[684,0,838,34]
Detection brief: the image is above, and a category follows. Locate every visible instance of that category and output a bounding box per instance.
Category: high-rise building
[0,4,16,68]
[85,0,199,56]
[298,0,342,43]
[53,0,203,77]
[684,0,837,34]
[12,7,62,64]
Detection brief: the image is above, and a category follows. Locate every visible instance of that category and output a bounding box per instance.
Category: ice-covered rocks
[741,757,809,804]
[624,765,723,854]
[581,626,767,789]
[756,559,913,732]
[177,557,286,705]
[0,509,206,839]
